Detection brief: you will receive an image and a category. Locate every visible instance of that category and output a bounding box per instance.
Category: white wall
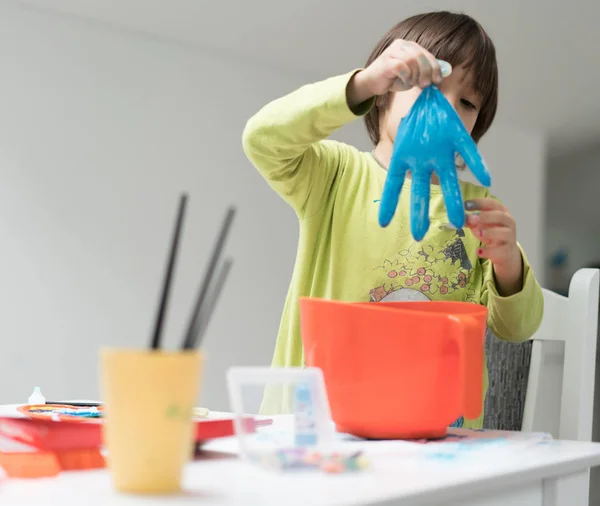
[0,0,368,408]
[545,149,600,278]
[0,1,547,409]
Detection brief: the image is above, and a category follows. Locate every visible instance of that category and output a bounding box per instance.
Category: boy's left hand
[465,198,524,296]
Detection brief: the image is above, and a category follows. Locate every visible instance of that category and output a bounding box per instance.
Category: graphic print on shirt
[369,227,476,303]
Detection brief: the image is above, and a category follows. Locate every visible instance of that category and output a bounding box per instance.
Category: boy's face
[381,66,482,145]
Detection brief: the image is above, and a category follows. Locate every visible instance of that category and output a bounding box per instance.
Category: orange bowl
[299,298,487,439]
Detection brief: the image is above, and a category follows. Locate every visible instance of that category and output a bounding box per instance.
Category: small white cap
[28,386,46,405]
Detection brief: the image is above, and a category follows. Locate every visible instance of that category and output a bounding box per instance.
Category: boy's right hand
[347,40,452,108]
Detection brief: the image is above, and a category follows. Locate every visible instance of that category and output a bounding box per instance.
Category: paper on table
[336,427,555,463]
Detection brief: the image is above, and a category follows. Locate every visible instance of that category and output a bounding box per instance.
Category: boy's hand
[347,40,452,109]
[465,198,524,297]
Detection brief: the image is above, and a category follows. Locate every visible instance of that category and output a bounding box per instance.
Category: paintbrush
[149,193,188,350]
[191,258,233,349]
[181,207,236,350]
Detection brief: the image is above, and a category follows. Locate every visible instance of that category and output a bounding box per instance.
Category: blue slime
[379,86,491,241]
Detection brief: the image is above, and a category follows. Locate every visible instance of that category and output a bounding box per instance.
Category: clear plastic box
[226,367,335,467]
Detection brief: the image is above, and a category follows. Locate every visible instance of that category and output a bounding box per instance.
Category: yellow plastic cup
[100,349,203,494]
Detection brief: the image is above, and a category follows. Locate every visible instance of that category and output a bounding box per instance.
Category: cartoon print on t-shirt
[369,226,476,303]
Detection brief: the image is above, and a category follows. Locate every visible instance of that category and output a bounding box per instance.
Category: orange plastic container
[299,298,487,439]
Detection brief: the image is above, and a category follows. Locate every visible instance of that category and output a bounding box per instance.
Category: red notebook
[0,414,272,451]
[0,413,273,477]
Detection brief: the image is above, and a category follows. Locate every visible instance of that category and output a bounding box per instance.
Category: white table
[1,404,600,506]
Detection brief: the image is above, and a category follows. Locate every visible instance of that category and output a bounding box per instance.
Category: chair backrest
[522,268,599,441]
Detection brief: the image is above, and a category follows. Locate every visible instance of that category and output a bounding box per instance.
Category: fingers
[389,59,417,92]
[454,133,492,188]
[379,156,409,228]
[464,198,506,213]
[466,209,514,229]
[391,41,429,87]
[477,243,517,264]
[410,169,432,241]
[437,158,465,230]
[472,225,515,247]
[420,50,443,85]
[466,202,518,259]
[387,40,450,90]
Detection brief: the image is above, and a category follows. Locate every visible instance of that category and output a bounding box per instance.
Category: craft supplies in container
[257,448,368,474]
[227,367,335,470]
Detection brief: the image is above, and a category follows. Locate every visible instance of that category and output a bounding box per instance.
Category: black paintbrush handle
[150,193,188,350]
[182,207,236,350]
[190,258,233,350]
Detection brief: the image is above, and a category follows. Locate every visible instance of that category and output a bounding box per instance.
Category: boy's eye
[460,98,477,111]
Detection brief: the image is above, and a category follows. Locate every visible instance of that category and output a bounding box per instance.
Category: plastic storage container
[227,367,334,466]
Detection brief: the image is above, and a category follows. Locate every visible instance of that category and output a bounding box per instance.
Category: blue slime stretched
[378,85,492,241]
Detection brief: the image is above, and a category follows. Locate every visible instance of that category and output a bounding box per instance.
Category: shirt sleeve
[480,243,544,342]
[242,70,373,219]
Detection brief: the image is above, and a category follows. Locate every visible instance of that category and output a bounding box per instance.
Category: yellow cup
[100,349,203,494]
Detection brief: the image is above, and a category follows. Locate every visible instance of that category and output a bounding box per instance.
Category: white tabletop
[2,404,600,506]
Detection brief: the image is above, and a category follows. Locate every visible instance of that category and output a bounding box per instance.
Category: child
[243,11,544,429]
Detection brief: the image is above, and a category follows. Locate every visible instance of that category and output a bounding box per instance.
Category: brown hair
[364,11,498,145]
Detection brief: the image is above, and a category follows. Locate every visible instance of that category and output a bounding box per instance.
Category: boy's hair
[364,11,498,145]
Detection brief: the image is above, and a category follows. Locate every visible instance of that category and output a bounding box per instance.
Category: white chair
[521,268,599,506]
[522,268,599,440]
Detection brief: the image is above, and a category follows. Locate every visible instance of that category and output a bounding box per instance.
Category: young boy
[243,11,544,429]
